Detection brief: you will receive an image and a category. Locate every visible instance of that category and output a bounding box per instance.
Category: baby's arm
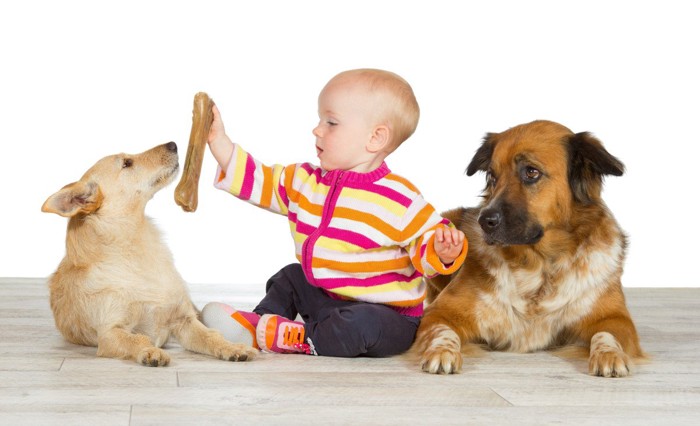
[208,105,234,171]
[433,225,465,265]
[207,105,294,216]
[402,198,468,277]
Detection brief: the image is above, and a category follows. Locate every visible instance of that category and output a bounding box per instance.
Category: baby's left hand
[434,225,465,265]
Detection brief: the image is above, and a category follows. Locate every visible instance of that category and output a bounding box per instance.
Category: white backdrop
[1,1,697,287]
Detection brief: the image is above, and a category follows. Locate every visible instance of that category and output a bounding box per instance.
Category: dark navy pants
[253,264,420,358]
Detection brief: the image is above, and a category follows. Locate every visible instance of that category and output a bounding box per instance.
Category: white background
[1,1,697,287]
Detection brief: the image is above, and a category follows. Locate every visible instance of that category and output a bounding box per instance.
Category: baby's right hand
[208,104,234,170]
[208,105,225,145]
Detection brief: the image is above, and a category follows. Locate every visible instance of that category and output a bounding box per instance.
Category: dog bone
[174,92,215,212]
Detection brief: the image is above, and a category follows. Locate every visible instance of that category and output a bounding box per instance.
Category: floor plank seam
[490,387,515,407]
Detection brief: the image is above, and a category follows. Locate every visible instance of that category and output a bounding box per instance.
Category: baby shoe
[201,302,260,349]
[256,314,313,354]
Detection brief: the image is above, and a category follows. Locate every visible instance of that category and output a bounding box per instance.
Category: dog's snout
[479,208,502,231]
[477,203,544,246]
[165,142,177,153]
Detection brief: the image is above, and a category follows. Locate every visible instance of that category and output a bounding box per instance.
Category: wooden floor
[1,278,699,426]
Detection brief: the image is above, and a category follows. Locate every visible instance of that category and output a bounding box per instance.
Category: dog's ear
[567,132,625,204]
[466,133,497,176]
[42,181,103,217]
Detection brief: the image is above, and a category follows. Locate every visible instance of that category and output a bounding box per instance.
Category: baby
[202,69,467,357]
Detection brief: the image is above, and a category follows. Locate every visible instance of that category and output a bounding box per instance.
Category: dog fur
[414,120,643,377]
[42,142,257,366]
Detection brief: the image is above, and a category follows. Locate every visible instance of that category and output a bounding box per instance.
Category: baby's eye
[327,120,338,126]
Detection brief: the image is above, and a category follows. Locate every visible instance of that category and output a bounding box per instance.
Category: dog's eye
[522,166,541,183]
[122,159,133,169]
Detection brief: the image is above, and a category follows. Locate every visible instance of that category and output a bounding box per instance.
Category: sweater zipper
[301,170,344,285]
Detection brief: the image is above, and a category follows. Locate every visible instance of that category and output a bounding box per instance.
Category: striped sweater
[214,144,467,316]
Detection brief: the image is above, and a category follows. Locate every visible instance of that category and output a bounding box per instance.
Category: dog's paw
[216,343,258,362]
[137,347,171,367]
[418,324,463,374]
[421,346,463,374]
[589,332,630,377]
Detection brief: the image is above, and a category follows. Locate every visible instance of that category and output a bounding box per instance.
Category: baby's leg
[306,303,420,357]
[255,264,420,357]
[253,263,305,320]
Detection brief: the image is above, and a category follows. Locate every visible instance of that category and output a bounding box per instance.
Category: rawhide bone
[174,92,215,212]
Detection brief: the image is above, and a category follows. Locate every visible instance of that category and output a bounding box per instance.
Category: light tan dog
[414,120,644,377]
[42,142,257,366]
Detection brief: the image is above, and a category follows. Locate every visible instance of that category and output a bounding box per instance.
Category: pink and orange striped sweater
[214,144,467,317]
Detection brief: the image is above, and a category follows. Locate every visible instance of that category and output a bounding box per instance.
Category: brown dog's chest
[475,243,622,352]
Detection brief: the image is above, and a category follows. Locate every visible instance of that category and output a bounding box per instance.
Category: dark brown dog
[413,120,643,377]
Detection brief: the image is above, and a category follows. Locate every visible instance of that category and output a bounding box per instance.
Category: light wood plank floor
[1,278,698,425]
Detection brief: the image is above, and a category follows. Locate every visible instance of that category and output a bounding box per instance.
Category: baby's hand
[208,105,226,145]
[208,105,234,170]
[434,225,465,265]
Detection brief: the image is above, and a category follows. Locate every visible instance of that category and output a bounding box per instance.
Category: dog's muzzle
[478,205,544,246]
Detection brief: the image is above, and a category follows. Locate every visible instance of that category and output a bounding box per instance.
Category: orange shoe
[256,314,314,354]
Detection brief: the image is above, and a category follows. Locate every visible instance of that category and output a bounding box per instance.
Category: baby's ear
[367,125,391,153]
[41,181,103,217]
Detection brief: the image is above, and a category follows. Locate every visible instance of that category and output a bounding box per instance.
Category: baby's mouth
[316,146,323,156]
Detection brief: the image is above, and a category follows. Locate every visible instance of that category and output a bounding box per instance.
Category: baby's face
[313,78,381,172]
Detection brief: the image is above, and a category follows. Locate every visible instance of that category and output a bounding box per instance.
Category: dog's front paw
[589,332,630,377]
[216,343,258,362]
[137,347,171,367]
[418,324,463,374]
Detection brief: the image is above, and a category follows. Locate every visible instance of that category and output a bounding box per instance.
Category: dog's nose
[165,142,177,153]
[478,208,502,232]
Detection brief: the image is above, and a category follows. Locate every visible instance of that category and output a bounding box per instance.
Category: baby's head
[324,69,420,151]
